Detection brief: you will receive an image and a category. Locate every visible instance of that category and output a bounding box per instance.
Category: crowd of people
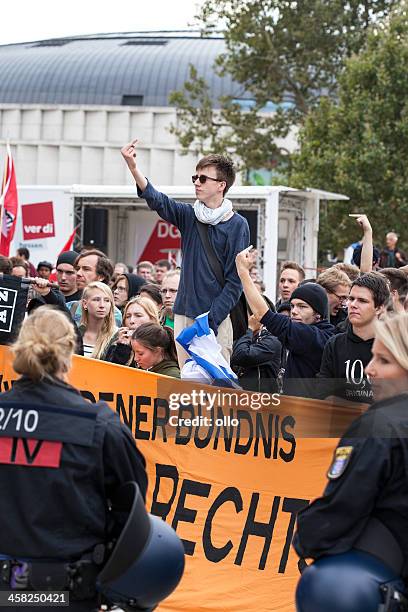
[0,246,183,380]
[3,158,408,404]
[2,142,408,610]
[233,212,408,403]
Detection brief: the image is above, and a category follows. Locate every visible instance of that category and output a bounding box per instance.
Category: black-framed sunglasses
[192,174,224,184]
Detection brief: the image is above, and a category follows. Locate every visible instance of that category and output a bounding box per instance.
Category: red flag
[0,144,18,256]
[59,225,78,255]
[47,225,79,283]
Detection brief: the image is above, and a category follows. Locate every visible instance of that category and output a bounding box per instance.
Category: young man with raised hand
[235,247,334,397]
[121,139,250,366]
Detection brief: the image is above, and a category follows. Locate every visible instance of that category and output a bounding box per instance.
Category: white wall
[0,103,199,187]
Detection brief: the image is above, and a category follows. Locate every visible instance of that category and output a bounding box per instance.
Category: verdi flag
[0,144,18,257]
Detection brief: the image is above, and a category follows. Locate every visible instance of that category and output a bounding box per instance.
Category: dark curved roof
[0,32,247,107]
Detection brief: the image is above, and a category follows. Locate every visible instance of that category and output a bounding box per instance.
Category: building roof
[0,32,246,107]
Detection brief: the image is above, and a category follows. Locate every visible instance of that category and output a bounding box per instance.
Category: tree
[290,8,408,257]
[170,0,397,176]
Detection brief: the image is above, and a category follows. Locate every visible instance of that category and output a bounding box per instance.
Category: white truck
[13,184,348,301]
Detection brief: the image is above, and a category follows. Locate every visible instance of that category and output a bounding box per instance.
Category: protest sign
[0,347,364,611]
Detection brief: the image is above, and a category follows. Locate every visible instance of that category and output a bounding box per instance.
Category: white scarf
[193,198,234,225]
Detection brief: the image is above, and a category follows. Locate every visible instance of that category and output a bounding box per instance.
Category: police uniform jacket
[293,393,408,574]
[0,376,148,562]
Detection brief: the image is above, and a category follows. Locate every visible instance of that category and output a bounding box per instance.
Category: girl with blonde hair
[105,295,159,366]
[365,312,408,400]
[123,295,159,328]
[79,281,117,360]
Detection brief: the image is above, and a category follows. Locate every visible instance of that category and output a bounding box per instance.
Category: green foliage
[169,68,286,172]
[169,0,397,176]
[291,9,408,256]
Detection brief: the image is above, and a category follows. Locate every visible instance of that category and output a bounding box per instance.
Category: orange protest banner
[0,346,365,611]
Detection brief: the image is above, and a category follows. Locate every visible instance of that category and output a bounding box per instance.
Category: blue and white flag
[176,312,240,388]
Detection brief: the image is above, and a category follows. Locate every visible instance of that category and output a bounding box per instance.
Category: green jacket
[149,359,180,378]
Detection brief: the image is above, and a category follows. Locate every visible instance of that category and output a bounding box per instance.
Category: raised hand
[120,139,147,190]
[235,246,256,275]
[349,213,372,233]
[121,139,138,170]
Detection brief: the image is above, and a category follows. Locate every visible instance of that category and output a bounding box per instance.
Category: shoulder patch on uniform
[327,446,353,480]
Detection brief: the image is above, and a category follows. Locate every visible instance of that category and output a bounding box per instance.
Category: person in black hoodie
[235,248,334,397]
[231,314,281,392]
[317,271,390,403]
[112,273,146,311]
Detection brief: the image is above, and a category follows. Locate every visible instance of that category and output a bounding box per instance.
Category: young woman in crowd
[105,296,159,365]
[131,323,180,378]
[79,281,117,359]
[111,273,146,310]
[294,313,408,611]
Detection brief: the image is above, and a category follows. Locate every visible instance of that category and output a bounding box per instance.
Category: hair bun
[12,307,76,381]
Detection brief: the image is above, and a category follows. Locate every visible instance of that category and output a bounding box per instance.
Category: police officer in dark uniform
[293,313,408,612]
[0,306,148,611]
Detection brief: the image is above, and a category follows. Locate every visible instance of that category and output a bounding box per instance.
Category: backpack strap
[195,219,249,339]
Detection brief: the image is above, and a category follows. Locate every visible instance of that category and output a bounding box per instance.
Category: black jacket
[260,310,335,397]
[0,376,147,561]
[104,341,133,366]
[316,323,373,403]
[330,308,347,330]
[231,328,281,392]
[293,394,408,569]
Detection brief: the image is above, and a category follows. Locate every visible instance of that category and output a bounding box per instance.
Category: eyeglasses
[191,174,224,185]
[329,290,349,303]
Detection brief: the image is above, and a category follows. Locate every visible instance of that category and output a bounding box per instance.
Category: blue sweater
[138,181,250,331]
[260,310,334,396]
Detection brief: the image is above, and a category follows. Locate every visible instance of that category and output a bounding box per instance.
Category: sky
[0,0,205,45]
